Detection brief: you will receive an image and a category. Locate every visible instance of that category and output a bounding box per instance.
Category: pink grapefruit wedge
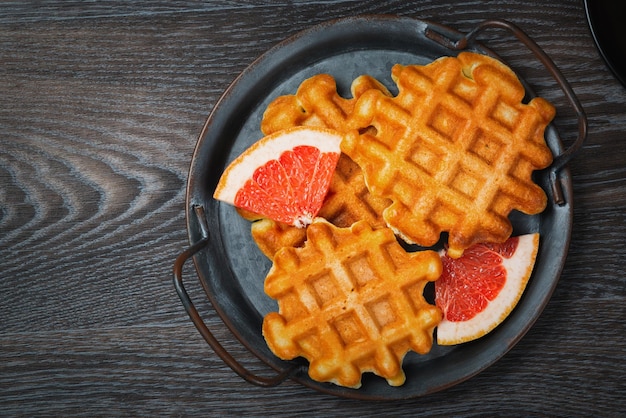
[435,233,540,345]
[213,126,342,228]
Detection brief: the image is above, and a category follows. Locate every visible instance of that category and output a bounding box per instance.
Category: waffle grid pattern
[343,52,555,256]
[262,220,442,388]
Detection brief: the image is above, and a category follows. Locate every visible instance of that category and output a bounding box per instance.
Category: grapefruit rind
[436,233,540,346]
[213,126,343,205]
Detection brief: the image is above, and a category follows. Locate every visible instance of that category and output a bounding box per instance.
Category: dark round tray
[174,16,586,400]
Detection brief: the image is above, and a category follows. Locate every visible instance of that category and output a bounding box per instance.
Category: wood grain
[1,0,625,415]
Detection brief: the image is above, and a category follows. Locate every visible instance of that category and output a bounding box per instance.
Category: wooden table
[2,1,624,415]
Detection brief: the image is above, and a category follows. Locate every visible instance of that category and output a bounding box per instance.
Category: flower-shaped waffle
[262,219,442,388]
[343,52,555,257]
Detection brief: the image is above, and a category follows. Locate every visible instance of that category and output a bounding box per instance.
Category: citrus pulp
[435,233,540,345]
[213,126,342,227]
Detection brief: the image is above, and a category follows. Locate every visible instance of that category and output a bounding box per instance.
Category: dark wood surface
[2,0,625,415]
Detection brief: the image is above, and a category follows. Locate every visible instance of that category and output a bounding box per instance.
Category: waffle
[261,73,391,135]
[247,74,392,259]
[343,52,555,257]
[262,219,442,388]
[248,218,306,259]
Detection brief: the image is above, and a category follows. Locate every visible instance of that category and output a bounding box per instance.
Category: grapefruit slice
[213,126,342,228]
[434,233,540,345]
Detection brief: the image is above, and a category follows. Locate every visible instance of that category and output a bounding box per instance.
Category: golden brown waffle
[262,219,442,388]
[247,74,392,259]
[319,152,391,230]
[261,73,390,135]
[343,52,555,257]
[249,218,307,259]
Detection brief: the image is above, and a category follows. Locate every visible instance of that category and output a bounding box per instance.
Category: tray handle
[425,19,588,206]
[173,205,303,387]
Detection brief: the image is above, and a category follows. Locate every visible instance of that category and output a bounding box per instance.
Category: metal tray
[174,16,587,400]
